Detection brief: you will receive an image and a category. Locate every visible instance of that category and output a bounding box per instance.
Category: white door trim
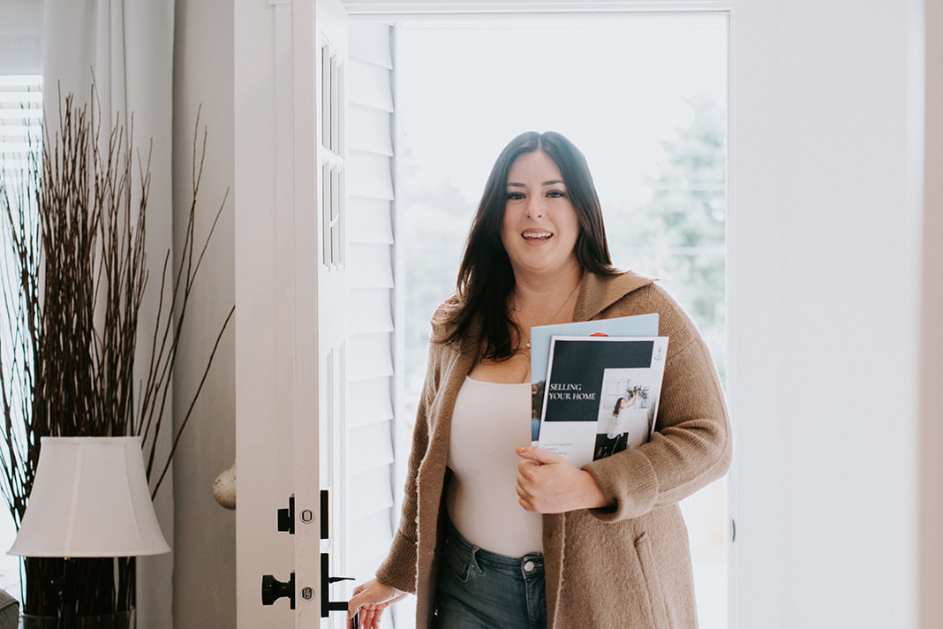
[343,0,731,18]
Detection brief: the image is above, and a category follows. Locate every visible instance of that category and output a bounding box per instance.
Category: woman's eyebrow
[506,180,565,187]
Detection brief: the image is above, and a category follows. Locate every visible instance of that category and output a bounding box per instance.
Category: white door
[234,0,348,627]
[315,1,352,627]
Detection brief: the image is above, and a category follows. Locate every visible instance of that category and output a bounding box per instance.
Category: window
[393,14,728,628]
[0,74,42,602]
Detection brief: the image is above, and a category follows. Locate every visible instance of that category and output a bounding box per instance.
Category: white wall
[731,1,925,627]
[171,1,237,627]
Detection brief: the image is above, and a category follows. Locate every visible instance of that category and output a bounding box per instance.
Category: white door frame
[346,3,745,628]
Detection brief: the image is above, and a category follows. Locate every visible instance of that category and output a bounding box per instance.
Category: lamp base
[55,559,78,629]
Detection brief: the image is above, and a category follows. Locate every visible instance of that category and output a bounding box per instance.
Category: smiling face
[500,150,581,280]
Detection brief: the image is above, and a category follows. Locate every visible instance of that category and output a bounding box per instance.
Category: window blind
[0,76,42,179]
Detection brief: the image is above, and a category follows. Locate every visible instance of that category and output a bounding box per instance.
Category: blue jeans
[435,521,547,629]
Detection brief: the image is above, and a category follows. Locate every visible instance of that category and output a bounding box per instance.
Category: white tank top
[446,377,543,557]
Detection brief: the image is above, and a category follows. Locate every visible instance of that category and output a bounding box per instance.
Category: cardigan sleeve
[374,332,442,593]
[582,285,732,522]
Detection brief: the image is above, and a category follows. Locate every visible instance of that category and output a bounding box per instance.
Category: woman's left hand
[515,446,610,513]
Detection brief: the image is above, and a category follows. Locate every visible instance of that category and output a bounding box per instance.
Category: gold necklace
[515,280,581,350]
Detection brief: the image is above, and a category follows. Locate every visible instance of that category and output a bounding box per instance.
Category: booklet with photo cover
[534,334,669,468]
[529,314,660,443]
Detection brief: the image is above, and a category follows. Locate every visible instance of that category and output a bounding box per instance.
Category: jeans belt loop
[469,543,483,574]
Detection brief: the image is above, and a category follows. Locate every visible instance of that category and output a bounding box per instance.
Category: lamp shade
[9,437,170,558]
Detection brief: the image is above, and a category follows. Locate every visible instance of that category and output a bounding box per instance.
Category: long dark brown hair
[436,131,618,359]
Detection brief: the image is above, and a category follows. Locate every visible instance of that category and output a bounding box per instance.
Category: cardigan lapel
[573,271,656,323]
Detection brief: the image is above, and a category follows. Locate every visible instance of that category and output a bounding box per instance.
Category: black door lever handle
[321,553,358,617]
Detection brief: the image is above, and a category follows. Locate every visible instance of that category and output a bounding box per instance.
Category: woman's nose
[525,197,544,218]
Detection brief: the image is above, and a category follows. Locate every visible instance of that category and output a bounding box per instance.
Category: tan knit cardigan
[376,272,732,629]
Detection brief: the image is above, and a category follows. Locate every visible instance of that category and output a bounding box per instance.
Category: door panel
[234,0,297,626]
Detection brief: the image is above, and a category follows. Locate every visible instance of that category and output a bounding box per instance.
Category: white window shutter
[345,22,397,584]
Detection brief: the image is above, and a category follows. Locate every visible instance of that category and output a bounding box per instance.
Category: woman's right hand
[347,578,407,629]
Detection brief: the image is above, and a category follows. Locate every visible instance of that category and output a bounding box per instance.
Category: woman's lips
[522,231,552,241]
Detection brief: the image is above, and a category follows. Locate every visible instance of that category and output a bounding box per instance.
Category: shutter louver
[348,243,395,289]
[348,288,394,335]
[348,376,395,429]
[347,197,394,244]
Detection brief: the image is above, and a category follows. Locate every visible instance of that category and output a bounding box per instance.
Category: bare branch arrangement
[0,89,233,618]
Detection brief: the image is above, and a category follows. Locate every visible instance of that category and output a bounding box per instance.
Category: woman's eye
[547,190,566,198]
[506,192,525,200]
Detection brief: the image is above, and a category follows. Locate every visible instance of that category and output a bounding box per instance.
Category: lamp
[9,437,170,628]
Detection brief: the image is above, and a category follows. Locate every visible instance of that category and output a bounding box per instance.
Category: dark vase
[20,609,134,629]
[21,557,136,626]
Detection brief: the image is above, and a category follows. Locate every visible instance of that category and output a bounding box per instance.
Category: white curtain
[42,1,175,628]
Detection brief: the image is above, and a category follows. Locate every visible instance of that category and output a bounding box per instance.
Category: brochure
[529,314,660,443]
[535,335,669,468]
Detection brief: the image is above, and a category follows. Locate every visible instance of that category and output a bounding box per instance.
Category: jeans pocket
[443,539,473,584]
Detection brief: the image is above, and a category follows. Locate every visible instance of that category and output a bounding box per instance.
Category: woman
[596,397,629,460]
[348,132,731,629]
